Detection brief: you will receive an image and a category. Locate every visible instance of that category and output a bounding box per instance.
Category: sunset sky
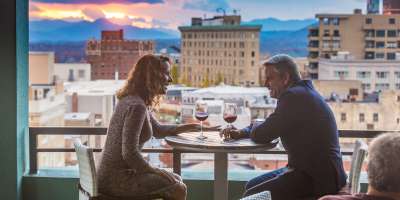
[29,0,367,29]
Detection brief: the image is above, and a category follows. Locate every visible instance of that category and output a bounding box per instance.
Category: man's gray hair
[368,133,400,192]
[263,54,301,83]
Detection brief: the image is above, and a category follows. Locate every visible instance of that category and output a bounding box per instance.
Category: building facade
[86,29,154,80]
[308,9,400,79]
[319,56,400,93]
[384,0,400,15]
[54,63,91,82]
[179,15,262,87]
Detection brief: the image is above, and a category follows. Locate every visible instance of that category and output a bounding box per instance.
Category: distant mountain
[245,17,317,31]
[29,18,179,42]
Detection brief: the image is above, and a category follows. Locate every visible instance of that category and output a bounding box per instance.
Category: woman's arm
[121,104,155,173]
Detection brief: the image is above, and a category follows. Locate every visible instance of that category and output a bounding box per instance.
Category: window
[251,51,255,57]
[395,72,400,79]
[373,113,379,122]
[323,30,330,37]
[357,71,371,78]
[375,53,385,59]
[387,53,396,60]
[359,113,365,122]
[389,18,396,24]
[387,42,397,48]
[375,83,390,90]
[376,30,385,37]
[396,83,400,89]
[334,71,348,79]
[332,41,340,48]
[365,52,375,59]
[323,17,330,25]
[78,70,85,78]
[376,41,385,48]
[341,113,347,122]
[332,18,340,25]
[366,18,372,24]
[333,30,340,37]
[388,30,397,37]
[362,83,371,90]
[376,71,389,78]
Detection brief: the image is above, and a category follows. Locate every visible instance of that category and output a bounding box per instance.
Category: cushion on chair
[240,191,271,200]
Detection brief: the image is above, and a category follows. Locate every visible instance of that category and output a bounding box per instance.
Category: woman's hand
[178,123,220,133]
[219,126,248,140]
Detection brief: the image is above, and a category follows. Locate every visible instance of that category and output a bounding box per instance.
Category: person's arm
[121,104,154,173]
[149,111,178,138]
[250,91,296,143]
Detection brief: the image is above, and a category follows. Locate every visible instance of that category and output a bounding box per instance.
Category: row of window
[366,18,397,25]
[334,71,400,79]
[341,113,379,123]
[182,32,258,39]
[182,58,256,67]
[321,17,340,26]
[184,50,255,58]
[365,52,398,60]
[365,29,400,37]
[183,41,257,49]
[362,83,400,90]
[365,41,400,49]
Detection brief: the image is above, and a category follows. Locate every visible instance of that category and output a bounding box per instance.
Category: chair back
[240,191,271,200]
[349,139,368,194]
[74,140,98,198]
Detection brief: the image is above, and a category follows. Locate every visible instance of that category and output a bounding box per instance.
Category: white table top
[165,131,277,153]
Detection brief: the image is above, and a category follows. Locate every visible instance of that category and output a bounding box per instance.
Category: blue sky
[29,0,368,29]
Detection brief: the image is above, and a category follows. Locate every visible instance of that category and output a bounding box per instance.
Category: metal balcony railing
[29,127,389,175]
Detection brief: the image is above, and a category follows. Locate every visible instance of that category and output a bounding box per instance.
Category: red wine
[195,112,208,121]
[224,115,237,123]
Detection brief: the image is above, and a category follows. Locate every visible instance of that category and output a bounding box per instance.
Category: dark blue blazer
[244,80,347,195]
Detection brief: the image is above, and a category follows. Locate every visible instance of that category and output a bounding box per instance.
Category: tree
[171,64,179,84]
[214,72,224,85]
[201,71,210,88]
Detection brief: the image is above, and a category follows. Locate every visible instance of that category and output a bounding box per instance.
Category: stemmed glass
[194,101,208,140]
[223,103,238,141]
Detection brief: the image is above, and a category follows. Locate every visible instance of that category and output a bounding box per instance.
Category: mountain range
[29,18,316,62]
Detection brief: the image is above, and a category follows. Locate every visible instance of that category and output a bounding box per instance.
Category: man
[221,54,347,199]
[319,133,400,200]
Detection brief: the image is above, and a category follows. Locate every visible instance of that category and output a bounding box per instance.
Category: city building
[328,90,400,131]
[179,15,262,87]
[319,54,400,93]
[367,0,380,14]
[383,0,400,15]
[313,79,363,101]
[86,29,154,80]
[29,52,66,126]
[308,9,400,79]
[64,80,124,127]
[54,63,91,82]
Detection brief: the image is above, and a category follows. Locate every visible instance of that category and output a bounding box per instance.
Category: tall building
[308,9,400,79]
[318,53,400,93]
[367,0,380,14]
[86,29,154,80]
[179,15,262,87]
[383,0,400,15]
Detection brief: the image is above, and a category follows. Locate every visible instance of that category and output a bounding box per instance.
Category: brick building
[86,29,154,80]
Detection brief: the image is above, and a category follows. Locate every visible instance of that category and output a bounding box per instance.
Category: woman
[97,54,218,200]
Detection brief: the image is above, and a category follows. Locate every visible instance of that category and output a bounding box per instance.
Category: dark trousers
[244,167,314,200]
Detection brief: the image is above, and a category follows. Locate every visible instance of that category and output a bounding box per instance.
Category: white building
[54,63,91,82]
[181,84,276,128]
[64,80,124,127]
[319,53,400,93]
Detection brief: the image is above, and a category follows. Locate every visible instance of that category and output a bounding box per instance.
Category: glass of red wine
[195,101,208,140]
[223,103,238,141]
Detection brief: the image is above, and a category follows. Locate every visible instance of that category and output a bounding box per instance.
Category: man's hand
[219,126,248,140]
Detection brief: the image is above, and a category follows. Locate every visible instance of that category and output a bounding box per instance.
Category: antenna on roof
[216,8,226,16]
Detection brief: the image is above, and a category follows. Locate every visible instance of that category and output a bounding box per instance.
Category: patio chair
[240,191,271,200]
[73,140,163,200]
[340,139,368,194]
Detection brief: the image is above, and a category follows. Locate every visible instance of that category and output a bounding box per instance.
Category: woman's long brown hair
[116,54,170,106]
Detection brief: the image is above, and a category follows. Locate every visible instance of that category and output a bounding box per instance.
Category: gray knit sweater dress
[97,95,179,197]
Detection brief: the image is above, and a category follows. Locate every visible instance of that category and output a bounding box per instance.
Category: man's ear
[283,72,291,86]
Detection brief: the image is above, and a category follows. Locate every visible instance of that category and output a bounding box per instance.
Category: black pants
[244,167,315,200]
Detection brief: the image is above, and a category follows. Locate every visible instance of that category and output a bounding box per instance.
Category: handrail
[29,126,391,174]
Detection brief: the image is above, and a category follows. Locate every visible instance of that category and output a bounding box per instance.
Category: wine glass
[194,101,208,140]
[223,103,238,141]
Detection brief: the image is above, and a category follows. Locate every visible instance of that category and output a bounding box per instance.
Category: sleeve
[121,104,153,172]
[250,91,297,144]
[149,111,178,138]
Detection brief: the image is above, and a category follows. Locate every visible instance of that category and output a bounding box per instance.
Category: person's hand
[219,126,247,140]
[180,123,221,132]
[154,168,181,184]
